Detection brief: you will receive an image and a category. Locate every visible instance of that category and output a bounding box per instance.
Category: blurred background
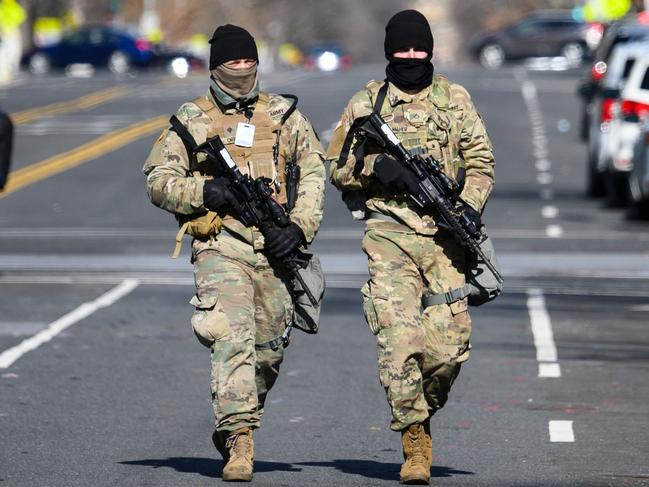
[1,1,649,486]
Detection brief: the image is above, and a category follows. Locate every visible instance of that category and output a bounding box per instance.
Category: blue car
[23,26,155,75]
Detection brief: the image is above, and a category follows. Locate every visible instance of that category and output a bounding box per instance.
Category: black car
[470,11,603,69]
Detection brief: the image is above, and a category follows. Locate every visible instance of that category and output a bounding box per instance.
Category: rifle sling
[336,81,389,168]
[169,115,199,170]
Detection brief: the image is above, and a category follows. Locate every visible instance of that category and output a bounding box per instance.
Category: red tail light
[135,38,151,52]
[638,11,649,25]
[601,98,616,122]
[592,61,607,81]
[621,100,649,118]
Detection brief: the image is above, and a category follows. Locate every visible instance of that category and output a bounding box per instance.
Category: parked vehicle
[625,56,649,216]
[577,18,649,141]
[21,25,180,75]
[585,41,649,197]
[470,11,602,69]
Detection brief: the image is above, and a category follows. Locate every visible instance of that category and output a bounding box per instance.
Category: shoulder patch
[175,101,205,123]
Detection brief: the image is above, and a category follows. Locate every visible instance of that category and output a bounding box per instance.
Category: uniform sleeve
[454,86,496,212]
[283,110,326,244]
[327,90,379,191]
[142,103,207,215]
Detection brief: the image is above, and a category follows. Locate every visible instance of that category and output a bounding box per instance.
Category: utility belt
[366,211,502,307]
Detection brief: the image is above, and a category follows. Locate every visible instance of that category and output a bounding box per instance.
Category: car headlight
[171,57,189,78]
[317,51,340,72]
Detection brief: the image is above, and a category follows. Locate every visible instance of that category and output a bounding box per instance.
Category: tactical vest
[171,92,291,258]
[368,78,465,181]
[193,92,288,205]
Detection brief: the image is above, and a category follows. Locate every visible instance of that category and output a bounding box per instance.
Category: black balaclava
[384,10,435,92]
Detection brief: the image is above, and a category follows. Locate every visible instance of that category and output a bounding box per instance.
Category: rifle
[359,112,503,284]
[194,134,319,306]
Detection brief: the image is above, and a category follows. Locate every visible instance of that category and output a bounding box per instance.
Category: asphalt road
[0,63,648,487]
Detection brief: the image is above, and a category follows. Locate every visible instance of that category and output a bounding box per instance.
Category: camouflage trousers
[361,226,472,431]
[190,234,293,433]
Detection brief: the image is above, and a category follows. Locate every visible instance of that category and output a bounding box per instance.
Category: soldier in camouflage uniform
[328,10,495,484]
[143,25,325,482]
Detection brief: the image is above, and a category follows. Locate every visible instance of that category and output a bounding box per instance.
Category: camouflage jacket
[327,75,495,235]
[143,89,326,252]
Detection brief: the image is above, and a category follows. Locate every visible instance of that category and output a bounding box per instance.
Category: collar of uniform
[206,87,259,115]
[386,81,432,106]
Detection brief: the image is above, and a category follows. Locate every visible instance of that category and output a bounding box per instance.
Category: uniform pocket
[361,282,382,335]
[248,158,277,182]
[449,298,468,316]
[190,292,222,348]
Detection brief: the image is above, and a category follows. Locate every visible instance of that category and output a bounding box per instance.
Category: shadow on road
[120,457,301,478]
[296,459,474,481]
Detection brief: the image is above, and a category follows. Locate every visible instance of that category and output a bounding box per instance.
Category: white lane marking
[538,362,561,378]
[542,205,559,219]
[549,420,575,442]
[516,69,564,240]
[537,173,554,185]
[630,305,649,311]
[545,225,564,238]
[289,416,303,423]
[527,289,561,377]
[0,279,139,369]
[535,159,552,171]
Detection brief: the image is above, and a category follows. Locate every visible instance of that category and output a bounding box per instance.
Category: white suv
[626,56,649,216]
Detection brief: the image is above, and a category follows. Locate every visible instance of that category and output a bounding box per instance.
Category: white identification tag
[235,123,255,147]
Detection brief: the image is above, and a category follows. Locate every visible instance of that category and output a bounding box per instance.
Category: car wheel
[561,42,584,68]
[108,51,130,74]
[605,172,629,207]
[479,44,505,70]
[628,199,649,219]
[29,53,51,76]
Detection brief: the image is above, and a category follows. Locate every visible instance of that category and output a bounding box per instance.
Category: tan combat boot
[400,423,431,485]
[222,427,254,482]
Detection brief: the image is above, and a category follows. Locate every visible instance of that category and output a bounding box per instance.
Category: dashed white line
[0,279,139,369]
[536,173,554,185]
[546,225,564,238]
[542,205,559,219]
[526,288,561,378]
[549,420,575,442]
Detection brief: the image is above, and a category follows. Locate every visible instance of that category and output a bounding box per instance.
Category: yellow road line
[0,115,168,198]
[10,85,132,125]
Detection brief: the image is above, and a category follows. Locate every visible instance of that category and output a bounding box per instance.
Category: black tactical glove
[373,154,420,194]
[262,221,305,260]
[203,178,239,214]
[458,201,482,236]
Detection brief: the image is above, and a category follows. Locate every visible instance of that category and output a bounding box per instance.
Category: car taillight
[601,98,616,122]
[340,55,352,70]
[135,38,151,52]
[592,61,607,81]
[621,100,649,118]
[638,11,649,25]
